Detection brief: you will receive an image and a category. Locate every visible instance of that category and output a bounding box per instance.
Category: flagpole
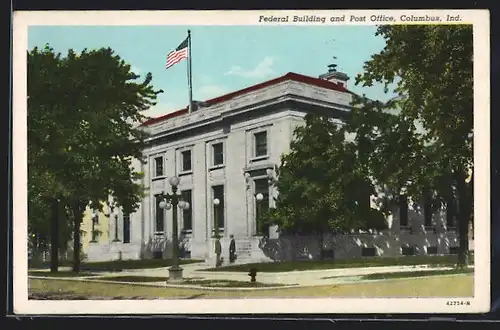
[187,30,193,113]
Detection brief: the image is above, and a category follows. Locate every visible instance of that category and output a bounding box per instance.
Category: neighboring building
[80,206,110,258]
[86,67,468,263]
[85,198,140,261]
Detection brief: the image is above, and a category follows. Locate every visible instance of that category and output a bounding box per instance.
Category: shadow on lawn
[29,271,99,277]
[204,254,474,273]
[320,268,474,280]
[96,276,290,288]
[29,258,203,272]
[360,268,474,280]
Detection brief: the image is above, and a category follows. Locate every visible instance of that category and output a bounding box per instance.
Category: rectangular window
[91,215,99,242]
[123,213,130,243]
[181,190,193,231]
[320,249,335,259]
[361,247,377,257]
[254,179,270,213]
[254,178,269,234]
[93,213,99,224]
[401,246,416,256]
[154,156,164,177]
[399,195,409,227]
[212,185,225,229]
[181,150,192,172]
[212,143,224,166]
[254,131,268,157]
[427,246,438,255]
[155,196,165,232]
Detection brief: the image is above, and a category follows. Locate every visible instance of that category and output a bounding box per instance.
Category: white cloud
[130,66,141,74]
[200,75,213,85]
[139,83,228,121]
[142,103,184,119]
[225,56,276,79]
[197,84,227,100]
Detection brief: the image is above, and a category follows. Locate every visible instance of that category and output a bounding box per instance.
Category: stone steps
[226,238,274,264]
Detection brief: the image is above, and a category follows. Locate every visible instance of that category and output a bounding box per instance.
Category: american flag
[166,37,189,69]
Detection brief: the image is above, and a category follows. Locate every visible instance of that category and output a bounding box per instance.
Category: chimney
[319,62,350,88]
[190,100,208,112]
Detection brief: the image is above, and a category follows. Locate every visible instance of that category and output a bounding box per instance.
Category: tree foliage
[263,25,473,267]
[28,45,163,271]
[263,114,388,235]
[347,25,473,266]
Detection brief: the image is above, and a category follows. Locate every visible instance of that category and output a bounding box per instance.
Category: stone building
[80,207,110,257]
[81,199,136,261]
[86,68,467,263]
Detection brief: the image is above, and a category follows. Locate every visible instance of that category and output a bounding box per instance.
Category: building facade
[84,198,140,262]
[80,207,110,257]
[86,70,469,263]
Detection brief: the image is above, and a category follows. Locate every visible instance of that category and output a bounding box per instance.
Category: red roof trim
[141,72,351,127]
[141,107,188,126]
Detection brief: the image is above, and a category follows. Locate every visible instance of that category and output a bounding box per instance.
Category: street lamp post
[113,212,120,242]
[157,176,190,282]
[213,198,221,267]
[112,208,120,242]
[104,204,121,243]
[255,193,264,235]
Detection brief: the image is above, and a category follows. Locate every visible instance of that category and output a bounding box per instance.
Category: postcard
[12,9,490,314]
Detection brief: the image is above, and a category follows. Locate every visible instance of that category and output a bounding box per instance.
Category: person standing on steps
[215,238,222,267]
[229,234,237,263]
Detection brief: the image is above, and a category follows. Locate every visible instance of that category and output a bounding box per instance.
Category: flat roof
[141,72,351,127]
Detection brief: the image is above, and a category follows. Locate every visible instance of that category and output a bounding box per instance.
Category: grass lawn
[360,268,474,280]
[203,254,474,272]
[29,258,203,271]
[29,270,99,277]
[95,276,202,282]
[29,274,473,299]
[96,276,288,288]
[184,279,289,288]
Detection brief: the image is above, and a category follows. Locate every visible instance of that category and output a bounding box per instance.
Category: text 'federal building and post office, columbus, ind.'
[83,65,472,264]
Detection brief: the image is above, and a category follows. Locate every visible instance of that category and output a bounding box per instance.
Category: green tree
[28,45,163,272]
[28,46,75,270]
[349,25,473,267]
[263,114,387,257]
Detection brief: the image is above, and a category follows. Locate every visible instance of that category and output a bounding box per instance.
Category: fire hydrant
[248,268,258,282]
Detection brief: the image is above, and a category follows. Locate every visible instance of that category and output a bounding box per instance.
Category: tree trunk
[318,231,324,260]
[72,207,83,273]
[455,169,472,268]
[50,198,59,273]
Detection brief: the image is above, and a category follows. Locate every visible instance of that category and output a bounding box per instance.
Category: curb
[194,264,469,276]
[28,276,300,291]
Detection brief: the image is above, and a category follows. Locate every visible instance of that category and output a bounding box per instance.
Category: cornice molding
[144,81,353,143]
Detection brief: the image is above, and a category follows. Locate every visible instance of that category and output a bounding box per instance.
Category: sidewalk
[67,262,470,287]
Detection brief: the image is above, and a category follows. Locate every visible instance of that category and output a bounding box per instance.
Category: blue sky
[28,25,396,118]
